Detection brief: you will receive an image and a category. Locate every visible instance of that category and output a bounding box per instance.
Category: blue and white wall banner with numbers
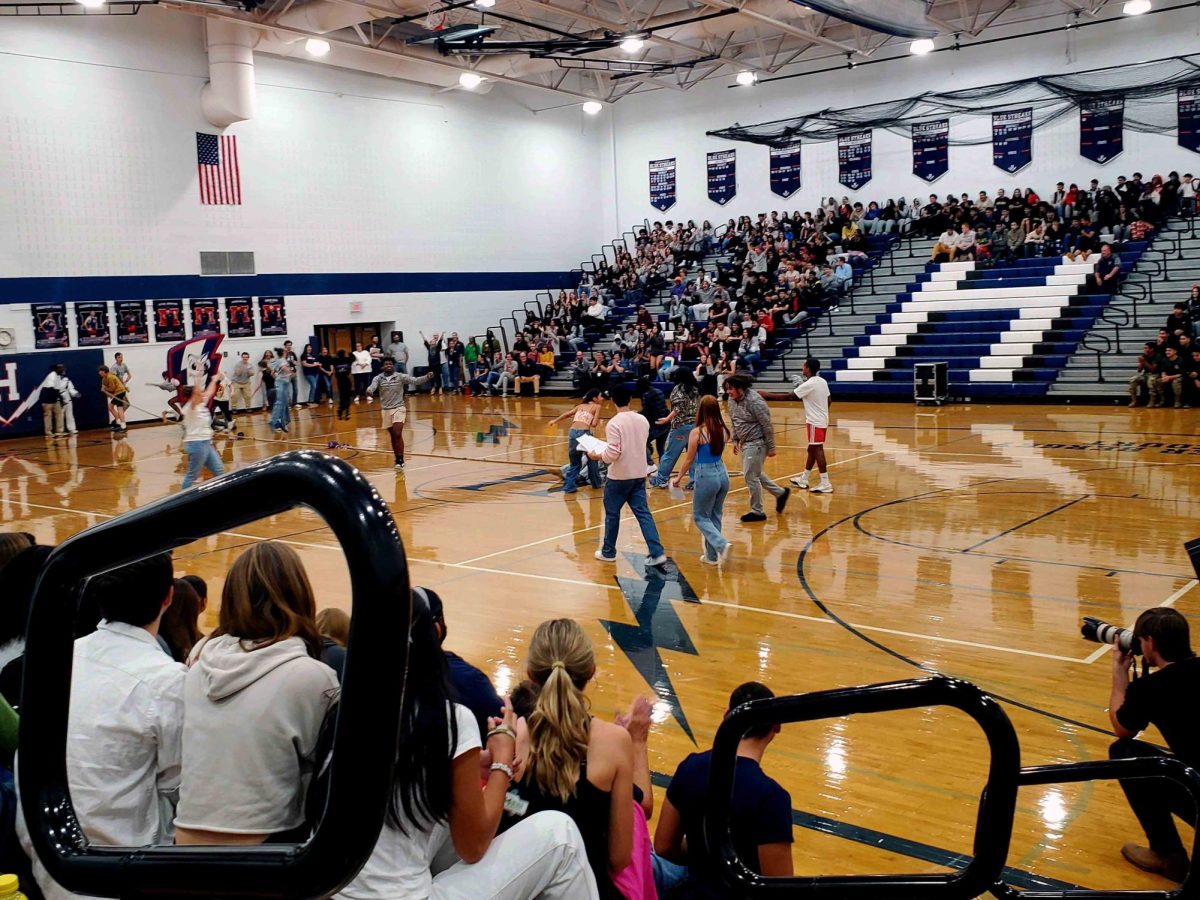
[1079,98,1123,163]
[1180,88,1200,153]
[837,130,872,191]
[769,144,802,198]
[706,150,736,205]
[912,120,949,183]
[992,108,1033,173]
[649,158,677,212]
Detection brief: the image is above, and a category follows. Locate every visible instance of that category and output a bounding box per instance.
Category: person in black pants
[333,350,353,421]
[637,375,669,466]
[1109,607,1200,884]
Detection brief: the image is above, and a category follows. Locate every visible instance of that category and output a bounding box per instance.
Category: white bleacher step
[914,284,1079,299]
[900,297,1075,314]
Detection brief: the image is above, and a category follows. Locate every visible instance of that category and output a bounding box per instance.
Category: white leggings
[430,812,599,900]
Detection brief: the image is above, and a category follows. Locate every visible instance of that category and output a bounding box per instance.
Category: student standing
[333,350,354,420]
[674,395,731,565]
[180,378,225,489]
[549,390,604,494]
[588,385,667,567]
[650,367,699,488]
[387,331,409,374]
[724,375,789,522]
[763,357,833,494]
[38,363,79,438]
[229,352,255,414]
[367,358,434,471]
[269,353,296,434]
[351,342,374,402]
[98,365,129,432]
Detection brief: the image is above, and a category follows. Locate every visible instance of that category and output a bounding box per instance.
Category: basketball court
[3,396,1195,892]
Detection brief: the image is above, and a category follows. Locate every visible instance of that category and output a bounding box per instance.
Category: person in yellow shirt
[536,344,557,382]
[98,365,129,432]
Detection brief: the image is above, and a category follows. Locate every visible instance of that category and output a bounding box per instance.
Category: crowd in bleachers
[0,538,794,900]
[1128,293,1200,408]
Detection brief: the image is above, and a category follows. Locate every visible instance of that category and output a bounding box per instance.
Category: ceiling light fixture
[735,70,758,86]
[582,100,603,115]
[459,71,484,89]
[304,38,331,56]
[1123,0,1151,13]
[620,36,644,53]
[77,0,105,9]
[474,0,496,7]
[909,38,934,55]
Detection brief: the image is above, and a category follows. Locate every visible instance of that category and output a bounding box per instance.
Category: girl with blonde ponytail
[511,619,635,900]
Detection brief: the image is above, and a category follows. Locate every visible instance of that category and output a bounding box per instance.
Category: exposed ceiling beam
[692,0,863,55]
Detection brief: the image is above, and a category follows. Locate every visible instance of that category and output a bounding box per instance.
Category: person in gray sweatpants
[725,374,789,522]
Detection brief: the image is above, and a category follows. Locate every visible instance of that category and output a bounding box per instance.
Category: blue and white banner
[649,157,677,212]
[0,349,108,437]
[769,144,802,198]
[912,120,949,183]
[993,108,1033,173]
[1180,88,1200,154]
[1080,98,1123,163]
[837,130,872,190]
[706,150,736,206]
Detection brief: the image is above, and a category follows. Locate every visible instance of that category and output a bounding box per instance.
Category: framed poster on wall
[190,298,221,337]
[32,303,69,349]
[115,301,150,344]
[74,302,111,347]
[225,297,255,337]
[259,296,287,336]
[153,299,186,343]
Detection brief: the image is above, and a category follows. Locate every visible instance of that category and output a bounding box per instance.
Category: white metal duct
[201,18,257,128]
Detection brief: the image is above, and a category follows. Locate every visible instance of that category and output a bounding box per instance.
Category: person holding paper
[548,390,605,494]
[588,386,668,568]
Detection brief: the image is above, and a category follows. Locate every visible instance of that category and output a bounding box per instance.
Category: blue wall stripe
[649,771,1083,893]
[0,271,577,304]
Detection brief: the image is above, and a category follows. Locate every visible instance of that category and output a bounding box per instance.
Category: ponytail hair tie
[551,660,567,670]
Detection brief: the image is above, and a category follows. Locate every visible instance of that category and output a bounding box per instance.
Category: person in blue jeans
[180,378,225,489]
[674,395,731,565]
[269,356,295,433]
[548,390,604,494]
[650,368,699,489]
[588,385,667,567]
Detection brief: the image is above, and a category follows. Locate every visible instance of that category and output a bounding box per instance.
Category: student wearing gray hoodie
[174,542,338,845]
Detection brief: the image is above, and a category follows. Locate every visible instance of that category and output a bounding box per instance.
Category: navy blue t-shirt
[666,750,793,897]
[446,651,502,743]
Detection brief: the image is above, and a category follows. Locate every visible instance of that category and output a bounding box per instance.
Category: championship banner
[769,144,802,198]
[31,303,69,350]
[912,120,949,183]
[190,298,221,337]
[649,158,677,212]
[153,299,186,343]
[706,150,736,206]
[837,130,872,190]
[1080,98,1123,163]
[225,297,255,338]
[74,302,110,347]
[259,296,288,336]
[1180,88,1200,153]
[993,108,1033,173]
[115,301,149,345]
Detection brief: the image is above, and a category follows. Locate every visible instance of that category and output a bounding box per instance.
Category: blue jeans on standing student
[601,478,664,560]
[692,460,730,561]
[564,428,601,493]
[650,424,694,487]
[305,373,320,403]
[270,379,293,430]
[182,440,225,488]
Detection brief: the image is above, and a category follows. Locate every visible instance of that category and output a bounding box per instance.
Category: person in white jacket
[38,363,80,437]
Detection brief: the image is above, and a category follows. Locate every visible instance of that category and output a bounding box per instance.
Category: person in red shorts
[761,356,832,494]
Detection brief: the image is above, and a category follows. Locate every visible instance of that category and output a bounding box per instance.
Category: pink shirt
[600,409,650,480]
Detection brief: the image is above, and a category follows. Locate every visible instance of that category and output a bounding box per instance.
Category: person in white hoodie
[174,542,338,845]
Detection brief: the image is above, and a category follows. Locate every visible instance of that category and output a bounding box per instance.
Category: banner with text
[75,302,110,347]
[837,130,872,190]
[115,301,149,345]
[153,300,186,343]
[1180,88,1200,153]
[649,158,677,212]
[259,296,288,336]
[993,108,1033,173]
[912,120,949,183]
[706,150,736,205]
[1080,98,1124,163]
[32,303,69,350]
[225,297,255,338]
[190,299,221,337]
[769,144,802,198]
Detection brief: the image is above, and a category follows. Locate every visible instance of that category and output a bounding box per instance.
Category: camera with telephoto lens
[1080,616,1141,655]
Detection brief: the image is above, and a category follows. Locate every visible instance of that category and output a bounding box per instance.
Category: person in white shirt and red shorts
[762,357,833,494]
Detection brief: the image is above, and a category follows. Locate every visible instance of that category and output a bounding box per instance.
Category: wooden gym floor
[2,395,1198,893]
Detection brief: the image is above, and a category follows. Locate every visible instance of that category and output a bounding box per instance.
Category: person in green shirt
[464,337,482,380]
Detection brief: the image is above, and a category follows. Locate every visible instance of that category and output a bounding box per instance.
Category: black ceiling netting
[707,55,1200,147]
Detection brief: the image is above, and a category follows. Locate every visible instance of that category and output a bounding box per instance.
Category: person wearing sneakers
[674,395,732,566]
[763,358,832,494]
[725,374,789,523]
[1109,608,1199,884]
[587,385,668,568]
[367,358,434,471]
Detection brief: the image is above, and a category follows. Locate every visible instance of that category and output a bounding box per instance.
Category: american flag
[196,132,241,205]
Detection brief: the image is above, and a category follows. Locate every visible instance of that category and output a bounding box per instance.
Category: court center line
[1082,578,1199,664]
[454,449,885,566]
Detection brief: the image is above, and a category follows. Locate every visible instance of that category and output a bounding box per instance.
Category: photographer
[1108,607,1200,883]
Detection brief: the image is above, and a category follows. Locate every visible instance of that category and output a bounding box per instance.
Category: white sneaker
[810,480,833,494]
[790,473,809,489]
[594,550,617,562]
[717,542,733,563]
[699,554,718,566]
[645,554,668,567]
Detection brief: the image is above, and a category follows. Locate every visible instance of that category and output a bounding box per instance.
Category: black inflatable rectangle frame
[704,676,1021,899]
[18,450,411,899]
[988,757,1200,900]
